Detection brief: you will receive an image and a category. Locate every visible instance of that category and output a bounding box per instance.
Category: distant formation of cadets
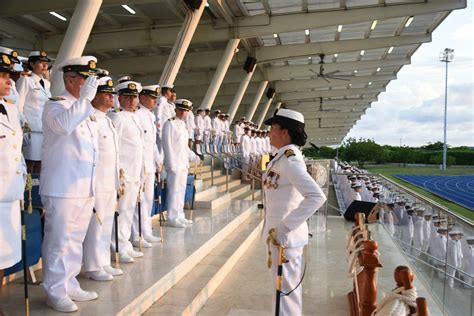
[0,47,272,313]
[335,161,474,290]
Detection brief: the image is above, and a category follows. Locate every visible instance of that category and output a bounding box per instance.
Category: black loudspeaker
[344,200,378,223]
[243,57,257,73]
[184,0,203,10]
[266,88,275,99]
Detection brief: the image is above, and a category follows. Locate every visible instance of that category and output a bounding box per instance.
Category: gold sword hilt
[25,174,33,214]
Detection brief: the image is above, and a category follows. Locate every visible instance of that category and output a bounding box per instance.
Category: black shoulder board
[49,96,65,101]
[284,149,295,158]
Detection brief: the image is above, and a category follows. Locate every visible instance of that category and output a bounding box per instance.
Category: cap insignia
[2,55,10,65]
[107,79,113,87]
[128,83,136,90]
[40,51,47,57]
[12,51,18,58]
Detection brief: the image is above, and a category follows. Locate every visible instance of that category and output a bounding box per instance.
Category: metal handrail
[221,152,265,175]
[207,152,262,182]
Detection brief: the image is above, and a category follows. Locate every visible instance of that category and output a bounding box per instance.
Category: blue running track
[394,175,474,211]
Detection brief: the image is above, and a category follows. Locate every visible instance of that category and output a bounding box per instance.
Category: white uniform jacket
[0,100,26,201]
[262,145,327,248]
[136,106,161,173]
[108,109,144,182]
[186,110,196,139]
[195,114,204,139]
[162,117,200,172]
[241,134,252,158]
[203,115,212,132]
[40,91,98,198]
[16,74,51,131]
[95,110,120,193]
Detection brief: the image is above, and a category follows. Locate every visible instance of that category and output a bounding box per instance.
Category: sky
[345,6,474,147]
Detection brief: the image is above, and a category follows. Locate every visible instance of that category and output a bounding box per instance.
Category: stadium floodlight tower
[439,48,454,171]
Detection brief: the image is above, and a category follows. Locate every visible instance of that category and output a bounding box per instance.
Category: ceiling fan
[309,54,354,83]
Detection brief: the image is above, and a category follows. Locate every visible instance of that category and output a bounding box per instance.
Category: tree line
[303,139,474,168]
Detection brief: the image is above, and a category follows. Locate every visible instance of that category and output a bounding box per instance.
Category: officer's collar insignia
[128,83,136,90]
[89,114,97,122]
[88,60,96,69]
[49,96,66,101]
[284,149,295,158]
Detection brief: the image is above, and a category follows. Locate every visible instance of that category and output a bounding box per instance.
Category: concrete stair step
[227,183,251,199]
[144,212,264,316]
[233,189,262,202]
[194,191,232,210]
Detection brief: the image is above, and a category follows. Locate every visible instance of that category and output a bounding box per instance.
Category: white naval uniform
[132,106,161,241]
[447,238,463,288]
[16,73,51,160]
[83,110,120,273]
[421,219,431,252]
[241,134,252,179]
[203,115,212,146]
[186,109,196,141]
[108,108,144,255]
[262,144,327,315]
[0,100,26,269]
[194,114,204,141]
[412,216,424,256]
[40,91,99,301]
[463,246,473,286]
[162,117,200,222]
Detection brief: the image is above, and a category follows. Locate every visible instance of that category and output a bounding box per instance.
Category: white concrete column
[263,102,281,121]
[246,80,268,121]
[256,96,275,128]
[159,1,207,86]
[50,0,103,95]
[201,39,240,110]
[228,68,255,121]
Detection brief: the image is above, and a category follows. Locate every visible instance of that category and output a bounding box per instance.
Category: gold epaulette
[49,96,65,101]
[284,149,295,158]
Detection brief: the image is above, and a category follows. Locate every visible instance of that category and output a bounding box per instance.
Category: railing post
[251,178,255,200]
[211,156,214,186]
[225,167,229,192]
[360,240,382,316]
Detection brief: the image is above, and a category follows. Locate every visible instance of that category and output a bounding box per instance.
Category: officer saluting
[40,56,100,312]
[262,108,327,315]
[108,81,145,262]
[0,53,26,280]
[83,76,122,281]
[162,99,201,228]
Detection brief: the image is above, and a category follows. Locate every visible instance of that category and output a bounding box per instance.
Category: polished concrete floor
[198,217,444,316]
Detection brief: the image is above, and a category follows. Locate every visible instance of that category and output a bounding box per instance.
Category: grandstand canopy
[1,0,466,146]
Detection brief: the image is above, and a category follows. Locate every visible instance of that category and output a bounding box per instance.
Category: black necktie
[0,103,8,116]
[39,79,45,89]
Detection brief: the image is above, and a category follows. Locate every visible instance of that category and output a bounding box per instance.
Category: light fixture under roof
[376,67,381,72]
[49,11,67,21]
[368,82,372,85]
[334,53,338,58]
[273,33,278,38]
[305,29,310,36]
[371,20,378,30]
[121,4,136,14]
[405,16,414,27]
[353,70,358,73]
[388,46,394,54]
[337,25,342,32]
[360,50,365,56]
[308,56,312,60]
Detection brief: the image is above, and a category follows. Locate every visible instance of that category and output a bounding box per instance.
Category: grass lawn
[366,164,474,221]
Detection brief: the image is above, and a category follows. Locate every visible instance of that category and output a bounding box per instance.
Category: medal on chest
[263,170,280,189]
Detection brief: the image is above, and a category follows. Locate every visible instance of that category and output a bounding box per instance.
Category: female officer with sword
[263,108,326,315]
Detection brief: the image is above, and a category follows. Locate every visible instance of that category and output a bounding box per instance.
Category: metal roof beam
[280,87,384,101]
[266,58,409,81]
[256,34,431,63]
[0,17,39,43]
[283,98,376,107]
[275,74,395,92]
[233,0,466,38]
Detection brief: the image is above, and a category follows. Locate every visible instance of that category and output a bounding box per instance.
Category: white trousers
[23,132,43,161]
[83,191,117,272]
[113,180,140,255]
[41,196,94,300]
[270,245,304,316]
[132,172,154,241]
[166,170,187,221]
[0,201,21,269]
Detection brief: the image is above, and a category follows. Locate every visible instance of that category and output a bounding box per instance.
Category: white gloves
[276,223,291,247]
[79,76,99,102]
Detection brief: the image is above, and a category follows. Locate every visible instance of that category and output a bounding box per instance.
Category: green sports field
[366,165,474,221]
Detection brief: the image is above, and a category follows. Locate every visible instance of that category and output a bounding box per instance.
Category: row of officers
[334,162,473,290]
[0,50,208,312]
